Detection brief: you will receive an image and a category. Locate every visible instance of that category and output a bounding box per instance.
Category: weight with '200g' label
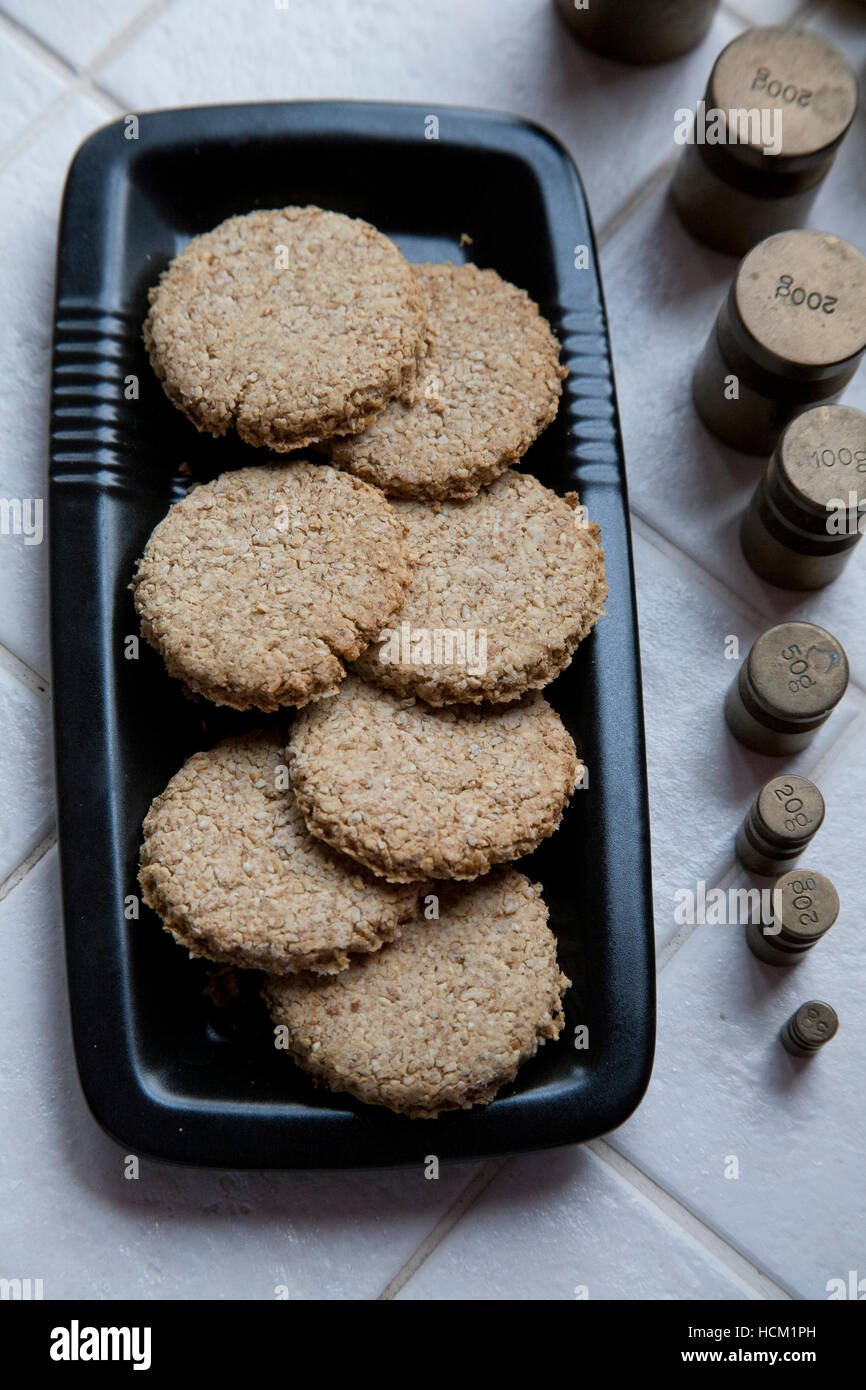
[775,275,836,312]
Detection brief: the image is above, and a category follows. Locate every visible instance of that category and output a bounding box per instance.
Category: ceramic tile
[397,1144,761,1299]
[631,525,857,949]
[97,0,742,230]
[0,653,53,883]
[0,22,66,157]
[602,182,866,682]
[612,707,866,1299]
[804,1,866,251]
[0,849,485,1300]
[0,95,106,678]
[3,0,865,1302]
[1,0,157,71]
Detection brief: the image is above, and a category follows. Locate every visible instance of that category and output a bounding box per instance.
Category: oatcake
[329,262,566,500]
[144,206,428,450]
[287,677,580,882]
[140,732,423,975]
[263,868,569,1117]
[131,462,412,711]
[353,470,607,704]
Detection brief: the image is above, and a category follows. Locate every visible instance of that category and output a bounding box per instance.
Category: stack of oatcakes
[132,205,607,1119]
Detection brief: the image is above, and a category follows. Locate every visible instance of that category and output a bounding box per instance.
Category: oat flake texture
[139,732,423,975]
[353,470,608,704]
[131,462,412,711]
[263,869,569,1117]
[143,206,428,450]
[329,262,567,500]
[288,677,580,882]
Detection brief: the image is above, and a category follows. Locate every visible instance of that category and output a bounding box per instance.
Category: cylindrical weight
[555,0,719,65]
[746,868,838,965]
[740,405,866,589]
[735,775,825,876]
[693,230,866,455]
[725,621,849,756]
[780,1000,839,1056]
[672,26,858,255]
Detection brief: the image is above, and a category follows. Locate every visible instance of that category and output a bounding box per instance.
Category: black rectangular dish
[50,101,655,1168]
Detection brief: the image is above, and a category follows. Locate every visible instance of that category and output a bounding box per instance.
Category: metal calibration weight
[554,0,719,64]
[780,1001,839,1057]
[725,621,849,756]
[671,26,858,256]
[746,868,839,965]
[693,229,866,456]
[740,404,866,589]
[736,775,825,876]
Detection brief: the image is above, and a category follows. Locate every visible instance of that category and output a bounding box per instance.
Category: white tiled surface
[0,851,483,1301]
[631,523,860,951]
[0,649,53,883]
[0,93,108,676]
[97,0,742,230]
[1,0,159,71]
[1,0,864,1301]
[0,23,65,152]
[397,1144,767,1301]
[613,704,866,1301]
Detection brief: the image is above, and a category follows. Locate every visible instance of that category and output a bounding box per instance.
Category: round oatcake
[263,868,569,1117]
[131,462,412,711]
[352,470,607,704]
[144,206,428,451]
[139,732,423,975]
[329,262,567,500]
[287,677,580,882]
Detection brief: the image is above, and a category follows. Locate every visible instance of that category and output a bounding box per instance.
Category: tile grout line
[0,7,91,83]
[0,0,171,84]
[378,1129,799,1302]
[798,699,866,778]
[630,507,778,631]
[382,653,858,1300]
[597,0,833,256]
[628,505,866,701]
[655,874,735,973]
[0,828,57,905]
[0,0,832,215]
[0,84,114,182]
[0,0,849,963]
[0,0,174,178]
[81,0,174,80]
[597,154,679,251]
[588,0,866,1034]
[377,1159,508,1299]
[656,695,865,975]
[0,0,844,714]
[0,9,125,104]
[0,637,50,701]
[587,1139,795,1299]
[593,0,748,253]
[628,504,866,978]
[0,0,853,1303]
